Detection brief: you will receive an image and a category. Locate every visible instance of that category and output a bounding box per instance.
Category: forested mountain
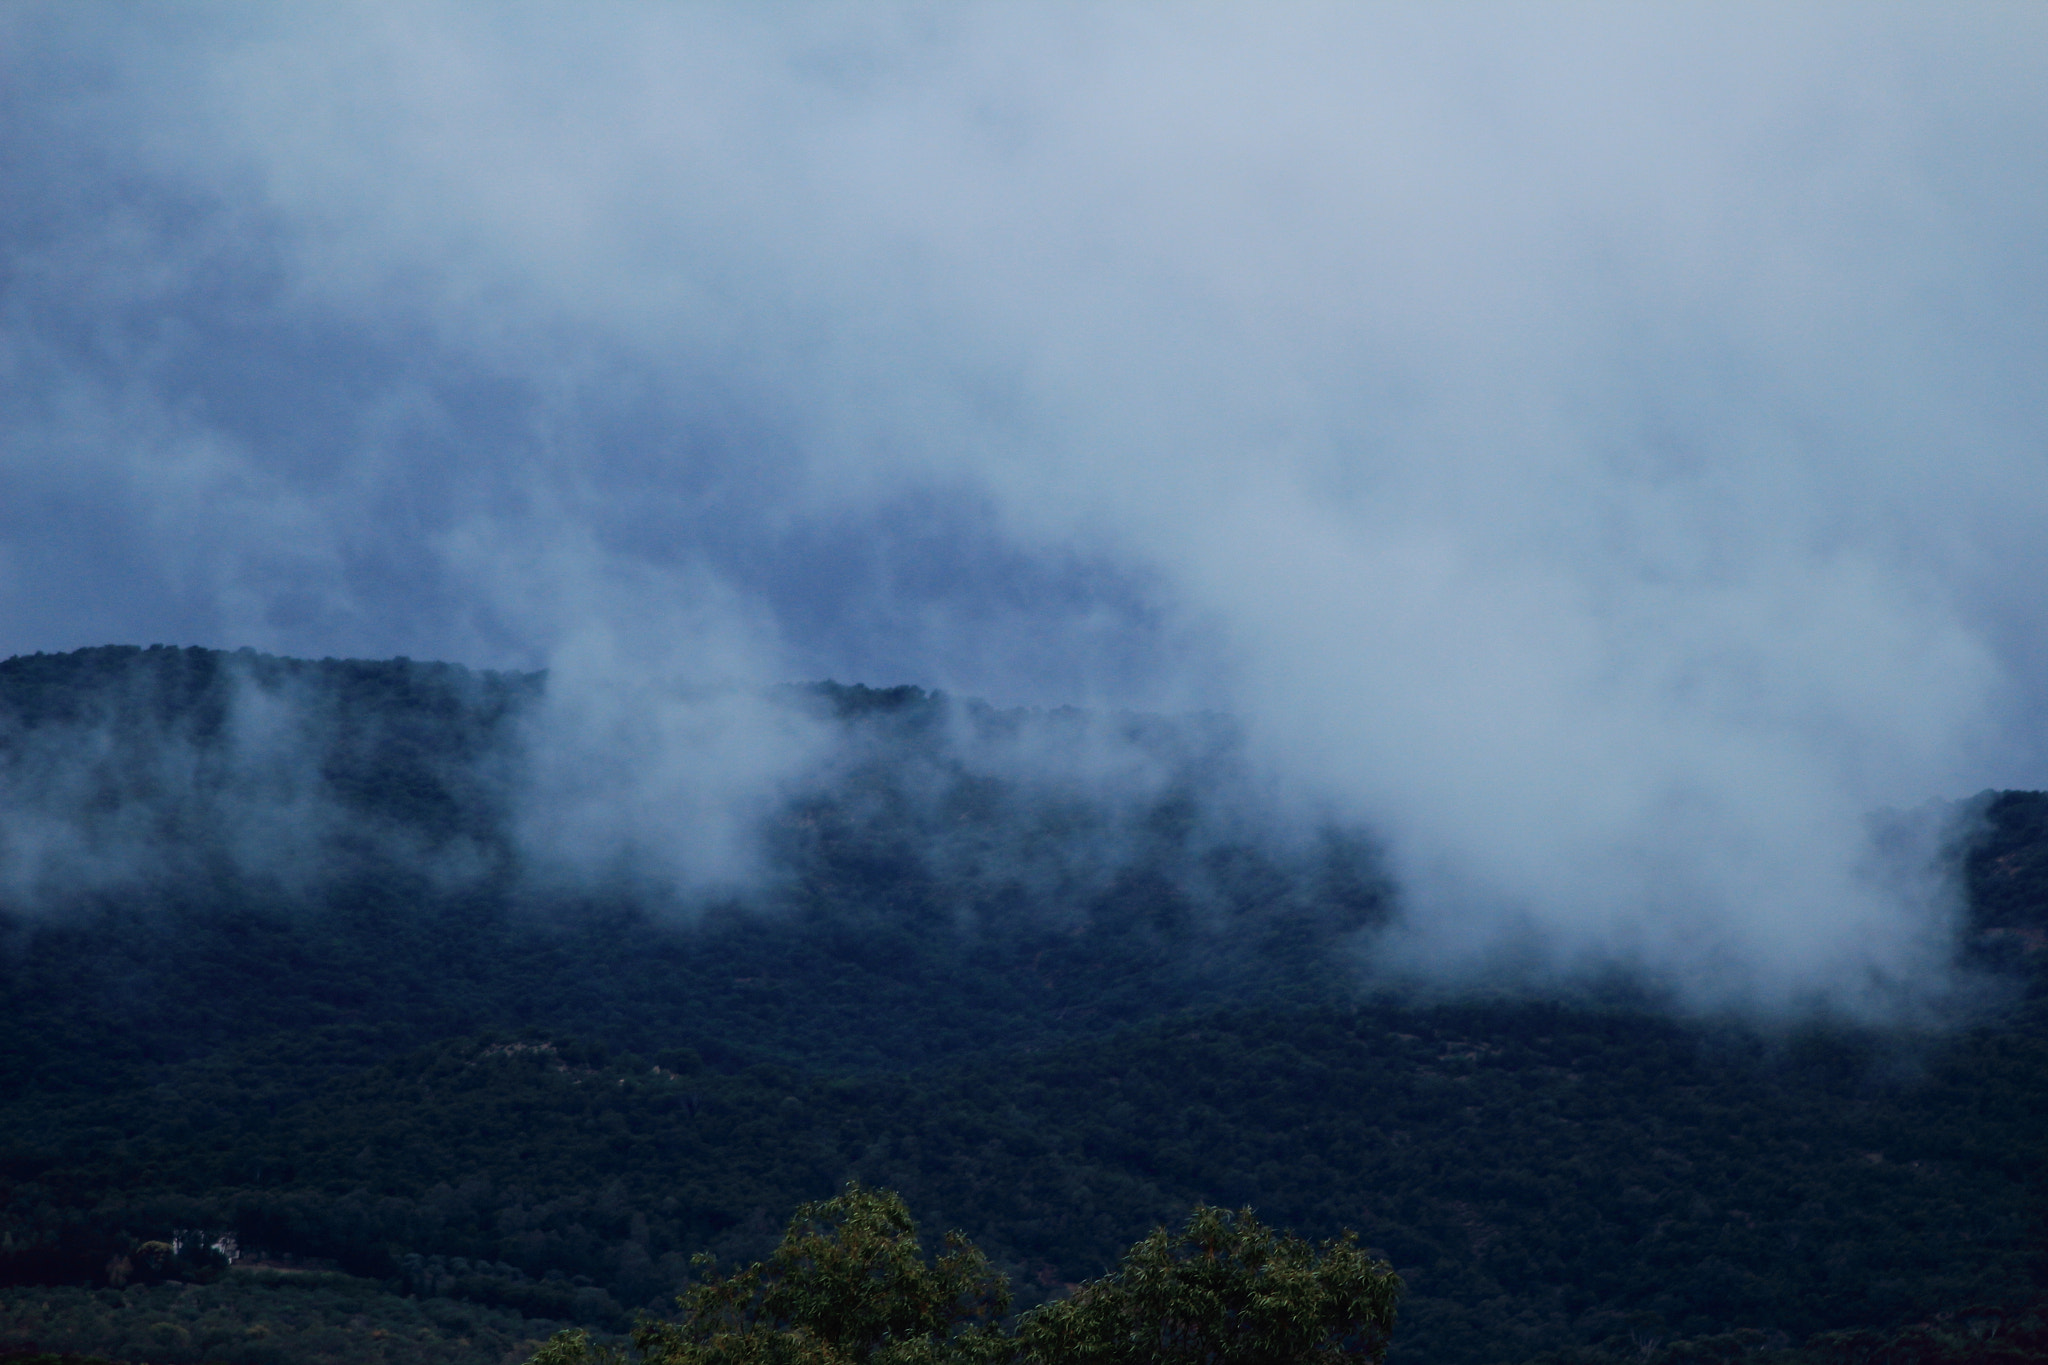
[0,646,1381,1080]
[2,646,2044,1365]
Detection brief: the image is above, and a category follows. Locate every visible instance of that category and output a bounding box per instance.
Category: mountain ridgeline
[0,645,1385,1078]
[1,645,2045,1365]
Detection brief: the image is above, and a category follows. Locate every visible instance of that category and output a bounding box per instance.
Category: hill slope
[1,646,2044,1365]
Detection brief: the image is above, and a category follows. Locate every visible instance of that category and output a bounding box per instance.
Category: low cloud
[0,651,420,906]
[3,3,2046,1011]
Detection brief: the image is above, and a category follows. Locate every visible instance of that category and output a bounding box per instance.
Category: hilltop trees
[633,1186,1012,1365]
[530,1186,1401,1365]
[1017,1204,1401,1365]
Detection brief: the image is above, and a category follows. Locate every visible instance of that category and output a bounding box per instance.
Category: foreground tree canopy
[531,1187,1401,1365]
[1013,1202,1401,1365]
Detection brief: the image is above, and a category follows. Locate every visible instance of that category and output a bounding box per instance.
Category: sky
[4,2,2047,1010]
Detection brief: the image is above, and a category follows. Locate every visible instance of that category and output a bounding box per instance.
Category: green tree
[629,1185,1012,1365]
[526,1193,1399,1365]
[1016,1205,1400,1365]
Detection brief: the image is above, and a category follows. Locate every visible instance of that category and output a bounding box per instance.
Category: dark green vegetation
[1007,1200,1399,1365]
[0,1271,561,1365]
[2,647,2046,1365]
[590,1185,1399,1365]
[624,1184,1016,1365]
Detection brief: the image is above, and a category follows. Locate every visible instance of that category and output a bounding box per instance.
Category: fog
[4,3,2046,1011]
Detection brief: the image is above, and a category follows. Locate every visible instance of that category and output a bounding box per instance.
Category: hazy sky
[5,3,2046,1007]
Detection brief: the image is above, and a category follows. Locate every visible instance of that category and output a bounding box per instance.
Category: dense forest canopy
[1,646,2044,1365]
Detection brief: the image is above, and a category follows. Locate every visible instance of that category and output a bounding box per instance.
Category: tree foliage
[630,1186,1011,1365]
[536,1191,1398,1365]
[1017,1205,1399,1365]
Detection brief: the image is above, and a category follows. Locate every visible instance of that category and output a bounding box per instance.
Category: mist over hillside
[0,643,2019,1047]
[8,6,2048,1015]
[0,644,1387,1074]
[0,644,2044,1365]
[7,8,2048,1361]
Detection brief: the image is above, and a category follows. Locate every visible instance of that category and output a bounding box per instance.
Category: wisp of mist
[3,3,2046,1015]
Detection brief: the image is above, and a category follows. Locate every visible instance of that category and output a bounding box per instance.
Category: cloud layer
[5,3,2047,1009]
